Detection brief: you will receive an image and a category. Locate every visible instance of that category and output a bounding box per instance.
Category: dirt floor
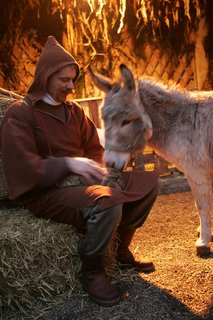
[1,174,213,320]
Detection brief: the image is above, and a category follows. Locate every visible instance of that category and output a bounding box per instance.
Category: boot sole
[119,262,155,273]
[89,294,121,307]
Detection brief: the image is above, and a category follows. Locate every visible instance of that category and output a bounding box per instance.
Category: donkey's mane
[137,78,194,133]
[138,77,194,107]
[138,77,213,105]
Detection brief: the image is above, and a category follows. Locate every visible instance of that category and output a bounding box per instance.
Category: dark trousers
[79,182,160,255]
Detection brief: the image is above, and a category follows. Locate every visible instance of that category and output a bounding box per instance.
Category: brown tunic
[0,36,159,228]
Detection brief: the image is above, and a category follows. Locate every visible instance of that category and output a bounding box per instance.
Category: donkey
[88,64,213,257]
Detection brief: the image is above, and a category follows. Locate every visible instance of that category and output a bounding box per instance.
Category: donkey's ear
[87,66,113,93]
[120,64,135,91]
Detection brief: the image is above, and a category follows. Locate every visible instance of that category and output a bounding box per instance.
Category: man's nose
[66,80,74,90]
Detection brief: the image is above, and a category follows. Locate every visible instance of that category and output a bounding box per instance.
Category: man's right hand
[65,157,107,183]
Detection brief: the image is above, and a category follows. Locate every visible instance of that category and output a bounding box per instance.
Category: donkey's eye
[121,119,132,126]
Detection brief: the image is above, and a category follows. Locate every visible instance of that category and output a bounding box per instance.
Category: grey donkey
[88,64,213,257]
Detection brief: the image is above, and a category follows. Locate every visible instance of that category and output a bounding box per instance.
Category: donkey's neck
[138,79,192,158]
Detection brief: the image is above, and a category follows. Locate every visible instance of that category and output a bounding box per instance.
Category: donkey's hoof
[196,246,211,257]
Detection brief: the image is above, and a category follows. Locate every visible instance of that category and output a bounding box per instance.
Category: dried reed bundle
[0,87,23,112]
[0,87,23,99]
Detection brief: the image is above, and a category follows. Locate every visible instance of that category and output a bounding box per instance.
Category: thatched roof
[0,0,208,55]
[52,0,208,57]
[0,0,212,94]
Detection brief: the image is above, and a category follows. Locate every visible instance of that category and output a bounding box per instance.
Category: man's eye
[121,119,132,126]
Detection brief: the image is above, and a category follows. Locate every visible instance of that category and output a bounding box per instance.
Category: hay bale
[0,207,118,310]
[0,207,81,308]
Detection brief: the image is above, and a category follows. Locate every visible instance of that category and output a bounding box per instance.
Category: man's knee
[121,179,160,229]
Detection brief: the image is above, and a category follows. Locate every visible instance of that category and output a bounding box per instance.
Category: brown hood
[26,36,80,105]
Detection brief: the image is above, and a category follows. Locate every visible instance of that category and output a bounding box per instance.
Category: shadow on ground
[1,275,210,320]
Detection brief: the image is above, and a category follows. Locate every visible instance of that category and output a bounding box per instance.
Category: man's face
[46,65,77,103]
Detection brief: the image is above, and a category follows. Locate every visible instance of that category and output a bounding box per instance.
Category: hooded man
[0,36,159,306]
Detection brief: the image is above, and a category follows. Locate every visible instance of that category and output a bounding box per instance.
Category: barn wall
[194,18,209,90]
[0,30,207,98]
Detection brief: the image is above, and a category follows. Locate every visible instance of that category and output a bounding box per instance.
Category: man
[0,36,159,306]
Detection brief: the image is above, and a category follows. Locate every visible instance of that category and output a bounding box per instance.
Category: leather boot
[117,227,155,273]
[79,251,121,306]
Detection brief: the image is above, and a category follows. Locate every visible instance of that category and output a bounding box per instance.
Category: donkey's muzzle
[104,150,130,171]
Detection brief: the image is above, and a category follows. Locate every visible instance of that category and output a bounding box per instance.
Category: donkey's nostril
[111,162,115,168]
[105,159,114,168]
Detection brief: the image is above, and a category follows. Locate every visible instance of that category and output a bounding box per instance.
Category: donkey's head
[88,64,152,170]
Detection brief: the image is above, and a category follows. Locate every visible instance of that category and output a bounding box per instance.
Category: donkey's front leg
[187,175,212,257]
